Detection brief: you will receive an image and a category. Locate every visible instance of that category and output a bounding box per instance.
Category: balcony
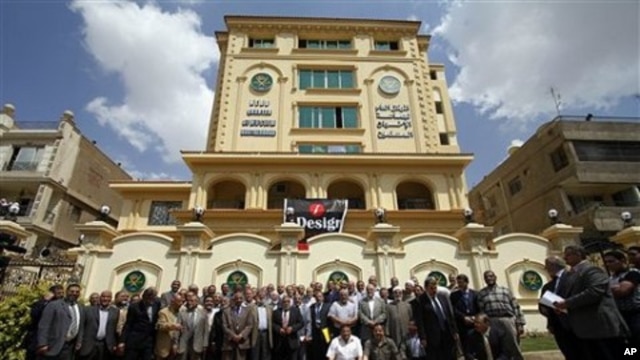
[207,200,245,209]
[570,205,640,232]
[575,162,640,183]
[4,161,40,171]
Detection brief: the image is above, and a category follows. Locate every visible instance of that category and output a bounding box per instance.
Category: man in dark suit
[77,290,119,360]
[36,283,84,360]
[415,277,458,360]
[450,274,478,357]
[160,280,182,308]
[24,284,64,360]
[309,291,331,360]
[222,292,254,360]
[272,295,304,360]
[555,245,629,360]
[538,256,583,360]
[466,314,509,360]
[208,297,228,360]
[119,287,161,360]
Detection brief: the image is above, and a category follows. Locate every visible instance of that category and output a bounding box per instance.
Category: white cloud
[116,157,177,181]
[70,0,218,162]
[434,1,640,124]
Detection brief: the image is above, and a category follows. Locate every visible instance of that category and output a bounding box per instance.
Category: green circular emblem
[428,271,447,287]
[328,271,349,286]
[250,73,273,92]
[123,270,146,293]
[227,270,249,292]
[521,270,543,291]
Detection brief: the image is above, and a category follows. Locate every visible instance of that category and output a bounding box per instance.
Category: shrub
[0,283,49,360]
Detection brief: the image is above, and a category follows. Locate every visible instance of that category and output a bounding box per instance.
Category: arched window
[267,180,306,209]
[396,181,434,210]
[207,180,246,209]
[327,180,366,209]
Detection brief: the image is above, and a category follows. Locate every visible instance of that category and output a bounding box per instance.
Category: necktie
[483,333,494,360]
[283,310,289,327]
[432,298,446,329]
[68,304,79,339]
[553,275,561,293]
[463,292,471,312]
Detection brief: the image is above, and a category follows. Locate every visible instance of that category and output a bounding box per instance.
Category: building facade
[0,104,131,256]
[469,117,640,249]
[70,16,590,331]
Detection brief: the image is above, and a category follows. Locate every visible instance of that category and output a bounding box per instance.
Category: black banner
[283,199,348,247]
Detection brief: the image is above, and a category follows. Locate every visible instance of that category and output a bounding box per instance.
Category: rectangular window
[573,140,640,162]
[612,186,640,206]
[299,144,361,154]
[148,201,182,226]
[434,101,444,114]
[439,133,450,145]
[7,146,45,171]
[299,39,352,49]
[374,41,399,50]
[568,195,603,213]
[298,106,358,129]
[550,145,569,172]
[508,176,523,196]
[299,69,354,89]
[430,71,438,80]
[248,38,274,48]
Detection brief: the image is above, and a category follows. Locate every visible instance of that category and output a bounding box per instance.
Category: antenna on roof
[550,87,562,117]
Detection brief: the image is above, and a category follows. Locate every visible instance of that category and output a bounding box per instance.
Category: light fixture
[97,204,111,221]
[621,211,635,228]
[374,208,386,224]
[463,208,474,224]
[3,201,20,222]
[193,206,205,222]
[285,207,295,223]
[548,208,560,225]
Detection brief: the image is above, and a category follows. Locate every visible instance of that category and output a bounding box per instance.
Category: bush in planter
[0,283,49,360]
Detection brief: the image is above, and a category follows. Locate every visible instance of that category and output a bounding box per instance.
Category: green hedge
[0,284,49,360]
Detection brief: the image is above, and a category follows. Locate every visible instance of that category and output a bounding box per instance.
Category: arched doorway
[396,181,434,209]
[327,180,366,209]
[267,180,306,209]
[208,180,246,209]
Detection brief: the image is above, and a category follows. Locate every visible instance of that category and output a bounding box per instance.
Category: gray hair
[545,255,566,271]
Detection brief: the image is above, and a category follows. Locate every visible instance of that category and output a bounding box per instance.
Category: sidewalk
[523,350,564,360]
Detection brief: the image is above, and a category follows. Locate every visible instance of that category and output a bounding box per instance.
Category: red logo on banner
[308,203,326,218]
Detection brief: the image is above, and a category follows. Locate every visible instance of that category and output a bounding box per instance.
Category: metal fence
[0,258,82,298]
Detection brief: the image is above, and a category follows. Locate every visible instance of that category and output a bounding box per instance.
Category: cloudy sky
[2,0,639,187]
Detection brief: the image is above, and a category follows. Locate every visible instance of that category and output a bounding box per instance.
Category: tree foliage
[0,283,49,360]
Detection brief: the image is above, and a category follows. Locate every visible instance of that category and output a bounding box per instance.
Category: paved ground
[523,350,564,360]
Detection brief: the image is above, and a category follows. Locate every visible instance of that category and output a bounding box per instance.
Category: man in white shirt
[328,290,358,337]
[327,325,363,360]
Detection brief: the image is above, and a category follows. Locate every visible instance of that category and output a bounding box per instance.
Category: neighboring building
[469,117,640,249]
[0,104,131,255]
[75,16,579,331]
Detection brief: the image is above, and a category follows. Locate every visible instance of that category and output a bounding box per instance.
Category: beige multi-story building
[469,117,640,249]
[0,104,131,255]
[73,16,586,330]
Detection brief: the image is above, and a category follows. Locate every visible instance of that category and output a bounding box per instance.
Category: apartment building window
[299,70,354,89]
[298,39,352,49]
[7,146,45,171]
[430,71,438,80]
[148,201,182,225]
[613,186,640,206]
[68,204,82,223]
[568,195,603,213]
[434,101,444,114]
[550,146,569,171]
[298,144,362,154]
[298,106,358,129]
[439,133,450,145]
[573,140,640,162]
[374,40,399,50]
[248,38,275,48]
[508,176,523,196]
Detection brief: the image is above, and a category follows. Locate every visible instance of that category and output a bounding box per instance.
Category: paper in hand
[539,290,567,313]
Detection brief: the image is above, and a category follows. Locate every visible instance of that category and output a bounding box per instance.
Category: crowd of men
[25,243,637,360]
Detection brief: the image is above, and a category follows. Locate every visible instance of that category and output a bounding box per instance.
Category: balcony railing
[6,161,40,171]
[207,200,245,209]
[14,121,59,130]
[398,198,434,210]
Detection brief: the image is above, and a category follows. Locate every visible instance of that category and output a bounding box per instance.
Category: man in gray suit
[177,292,208,359]
[161,280,182,308]
[77,290,119,360]
[37,283,84,360]
[358,284,387,342]
[555,245,629,360]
